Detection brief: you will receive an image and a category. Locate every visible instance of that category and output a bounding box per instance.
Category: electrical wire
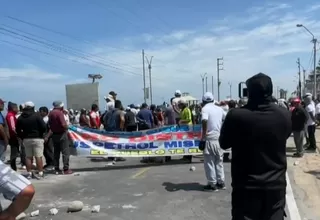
[5,15,137,53]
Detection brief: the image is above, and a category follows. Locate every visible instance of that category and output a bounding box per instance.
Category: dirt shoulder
[287,129,320,220]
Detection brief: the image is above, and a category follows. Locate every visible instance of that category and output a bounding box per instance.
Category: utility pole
[205,74,208,92]
[211,75,214,95]
[313,38,317,98]
[228,82,232,99]
[145,55,154,105]
[217,57,224,101]
[200,73,207,96]
[297,58,302,98]
[303,68,306,95]
[142,50,146,103]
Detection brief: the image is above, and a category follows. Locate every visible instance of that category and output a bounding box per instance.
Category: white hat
[136,104,141,108]
[305,93,312,97]
[175,90,182,95]
[126,106,131,110]
[202,92,214,102]
[24,101,35,108]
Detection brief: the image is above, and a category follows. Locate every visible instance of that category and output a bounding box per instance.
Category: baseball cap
[175,90,182,95]
[202,92,214,102]
[24,101,35,108]
[0,99,6,104]
[109,91,117,96]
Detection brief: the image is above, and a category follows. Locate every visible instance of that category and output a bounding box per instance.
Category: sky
[1,0,320,108]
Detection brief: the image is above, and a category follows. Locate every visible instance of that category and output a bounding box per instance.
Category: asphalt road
[11,156,291,220]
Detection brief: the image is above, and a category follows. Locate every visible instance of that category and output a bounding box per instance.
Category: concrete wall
[65,82,99,110]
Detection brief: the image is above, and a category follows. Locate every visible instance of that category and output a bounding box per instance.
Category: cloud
[3,2,320,106]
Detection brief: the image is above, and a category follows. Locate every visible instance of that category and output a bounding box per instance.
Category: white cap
[175,90,182,95]
[136,104,141,108]
[24,101,35,108]
[305,93,312,97]
[202,92,214,102]
[126,106,131,110]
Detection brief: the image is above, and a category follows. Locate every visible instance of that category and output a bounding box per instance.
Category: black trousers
[51,132,70,171]
[9,138,19,171]
[307,125,316,149]
[126,125,137,132]
[232,188,286,220]
[44,137,54,166]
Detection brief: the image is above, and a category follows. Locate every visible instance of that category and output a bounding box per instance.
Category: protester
[103,100,126,162]
[39,106,54,169]
[16,101,47,179]
[6,102,20,171]
[200,92,226,191]
[89,104,101,129]
[172,90,182,124]
[150,104,159,128]
[63,109,70,125]
[125,107,137,132]
[164,97,176,125]
[0,98,8,162]
[0,160,35,219]
[304,94,317,152]
[104,91,117,112]
[156,107,164,126]
[219,73,291,219]
[79,108,90,127]
[137,103,153,130]
[46,101,72,175]
[74,110,80,126]
[291,98,309,158]
[104,100,125,132]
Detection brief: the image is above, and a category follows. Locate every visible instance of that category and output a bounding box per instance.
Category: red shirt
[6,111,17,139]
[48,109,67,133]
[89,111,101,129]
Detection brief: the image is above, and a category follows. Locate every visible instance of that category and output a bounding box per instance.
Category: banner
[68,125,204,157]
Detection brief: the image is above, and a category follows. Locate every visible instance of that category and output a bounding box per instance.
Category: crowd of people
[0,72,319,219]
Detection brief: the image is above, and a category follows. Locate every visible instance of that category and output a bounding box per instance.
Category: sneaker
[305,147,316,152]
[293,152,304,158]
[216,182,226,190]
[203,184,218,192]
[20,165,26,170]
[33,172,45,180]
[24,173,32,180]
[63,169,73,175]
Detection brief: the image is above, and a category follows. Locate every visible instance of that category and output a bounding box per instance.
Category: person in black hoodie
[16,102,47,179]
[219,73,291,220]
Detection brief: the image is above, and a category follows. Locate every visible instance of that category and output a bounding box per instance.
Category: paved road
[12,156,291,220]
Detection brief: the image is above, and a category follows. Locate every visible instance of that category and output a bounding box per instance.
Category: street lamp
[296,24,317,98]
[200,73,207,96]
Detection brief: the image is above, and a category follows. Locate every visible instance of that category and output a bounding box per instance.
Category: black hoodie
[16,109,47,139]
[219,73,291,190]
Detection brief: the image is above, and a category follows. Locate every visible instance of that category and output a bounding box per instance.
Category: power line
[0,24,140,71]
[5,15,137,53]
[0,28,144,77]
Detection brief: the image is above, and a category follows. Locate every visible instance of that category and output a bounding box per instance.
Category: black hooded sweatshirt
[16,109,47,139]
[219,73,291,190]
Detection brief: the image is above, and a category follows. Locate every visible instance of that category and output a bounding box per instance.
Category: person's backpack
[105,110,117,131]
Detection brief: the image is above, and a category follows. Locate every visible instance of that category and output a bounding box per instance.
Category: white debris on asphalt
[104,162,114,167]
[67,201,84,213]
[189,166,196,171]
[91,205,101,213]
[49,208,59,215]
[30,210,40,217]
[16,212,27,219]
[122,204,137,209]
[294,161,299,166]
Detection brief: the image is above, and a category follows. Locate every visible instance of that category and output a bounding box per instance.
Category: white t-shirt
[43,116,49,124]
[74,114,80,125]
[201,103,226,137]
[315,103,320,114]
[306,103,316,126]
[172,97,181,119]
[106,100,115,112]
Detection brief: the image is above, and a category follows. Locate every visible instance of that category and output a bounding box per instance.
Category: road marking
[130,167,150,179]
[286,172,302,220]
